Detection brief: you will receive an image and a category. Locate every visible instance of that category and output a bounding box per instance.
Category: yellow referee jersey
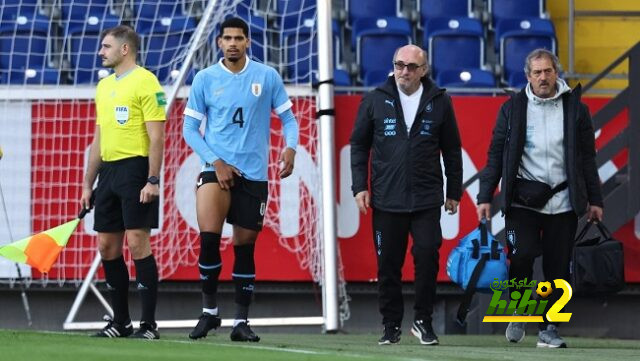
[95,66,167,162]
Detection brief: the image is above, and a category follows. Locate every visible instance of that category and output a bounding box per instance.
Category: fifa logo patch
[251,83,262,97]
[114,106,129,125]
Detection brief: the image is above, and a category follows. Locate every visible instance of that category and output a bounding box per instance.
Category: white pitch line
[28,330,435,361]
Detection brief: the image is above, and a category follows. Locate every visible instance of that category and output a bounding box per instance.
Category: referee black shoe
[189,313,222,339]
[378,324,401,345]
[131,321,160,340]
[230,321,260,342]
[92,315,133,338]
[411,319,439,345]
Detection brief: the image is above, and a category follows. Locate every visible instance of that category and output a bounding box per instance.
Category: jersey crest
[251,83,262,97]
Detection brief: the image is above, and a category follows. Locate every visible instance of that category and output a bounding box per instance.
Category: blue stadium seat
[498,19,556,87]
[61,0,120,83]
[354,17,412,84]
[276,0,316,32]
[1,67,60,84]
[138,16,196,84]
[436,69,495,88]
[283,18,342,83]
[489,0,544,29]
[425,17,484,79]
[346,0,400,28]
[363,69,392,87]
[1,0,40,19]
[0,6,54,83]
[508,71,527,89]
[418,0,472,26]
[135,0,185,33]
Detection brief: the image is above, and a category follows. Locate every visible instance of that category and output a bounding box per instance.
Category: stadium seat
[282,18,342,83]
[138,16,197,84]
[354,17,412,84]
[310,68,352,87]
[0,7,54,83]
[425,17,484,79]
[498,19,556,87]
[276,0,316,32]
[489,0,544,29]
[508,71,527,89]
[363,69,392,87]
[1,0,40,19]
[134,0,186,33]
[346,0,400,28]
[436,69,495,88]
[0,67,60,85]
[418,0,472,26]
[61,0,120,83]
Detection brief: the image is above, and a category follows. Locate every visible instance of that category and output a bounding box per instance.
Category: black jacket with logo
[350,76,463,212]
[477,84,603,216]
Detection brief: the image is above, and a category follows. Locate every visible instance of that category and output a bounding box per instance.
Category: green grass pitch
[1,329,638,361]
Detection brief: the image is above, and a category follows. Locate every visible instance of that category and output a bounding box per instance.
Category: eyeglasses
[393,61,425,72]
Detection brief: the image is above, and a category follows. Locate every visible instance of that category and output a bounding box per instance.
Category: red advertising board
[30,95,639,283]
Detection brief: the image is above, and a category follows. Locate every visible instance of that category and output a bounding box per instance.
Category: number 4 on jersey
[232,107,244,128]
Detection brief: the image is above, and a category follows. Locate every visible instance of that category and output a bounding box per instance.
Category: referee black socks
[134,254,158,325]
[233,244,256,320]
[199,232,222,309]
[102,255,130,325]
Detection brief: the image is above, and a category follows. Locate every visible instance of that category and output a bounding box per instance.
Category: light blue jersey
[183,56,299,181]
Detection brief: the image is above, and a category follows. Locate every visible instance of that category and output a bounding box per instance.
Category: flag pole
[0,145,33,326]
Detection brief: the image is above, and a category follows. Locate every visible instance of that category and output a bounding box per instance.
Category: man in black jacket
[477,49,603,348]
[350,45,462,346]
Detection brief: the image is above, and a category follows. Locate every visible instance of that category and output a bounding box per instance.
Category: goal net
[0,0,349,327]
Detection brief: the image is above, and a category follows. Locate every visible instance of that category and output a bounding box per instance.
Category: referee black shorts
[197,171,268,231]
[94,156,159,232]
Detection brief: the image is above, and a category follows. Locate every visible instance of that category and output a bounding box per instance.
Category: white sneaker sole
[411,327,439,345]
[536,341,567,348]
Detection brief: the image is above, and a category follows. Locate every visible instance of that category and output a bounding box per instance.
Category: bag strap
[490,239,501,260]
[456,253,489,326]
[472,239,480,259]
[551,181,568,195]
[574,221,593,245]
[479,221,488,247]
[596,222,613,241]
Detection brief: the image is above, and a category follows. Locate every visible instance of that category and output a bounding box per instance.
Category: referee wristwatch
[147,176,160,185]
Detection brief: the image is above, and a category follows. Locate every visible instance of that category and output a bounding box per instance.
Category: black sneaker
[92,315,133,338]
[230,321,260,342]
[131,321,160,340]
[189,313,222,339]
[411,320,438,345]
[378,324,401,345]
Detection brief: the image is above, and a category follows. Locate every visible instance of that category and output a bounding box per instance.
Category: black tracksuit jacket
[477,84,603,216]
[350,76,463,212]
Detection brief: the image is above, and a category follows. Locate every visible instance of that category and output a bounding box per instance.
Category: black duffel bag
[513,178,568,208]
[571,221,625,296]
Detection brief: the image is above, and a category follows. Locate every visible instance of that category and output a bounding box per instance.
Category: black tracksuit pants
[372,207,442,327]
[505,207,578,329]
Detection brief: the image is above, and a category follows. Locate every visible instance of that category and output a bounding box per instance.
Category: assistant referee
[80,25,166,340]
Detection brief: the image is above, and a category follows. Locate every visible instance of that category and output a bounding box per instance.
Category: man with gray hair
[477,48,603,348]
